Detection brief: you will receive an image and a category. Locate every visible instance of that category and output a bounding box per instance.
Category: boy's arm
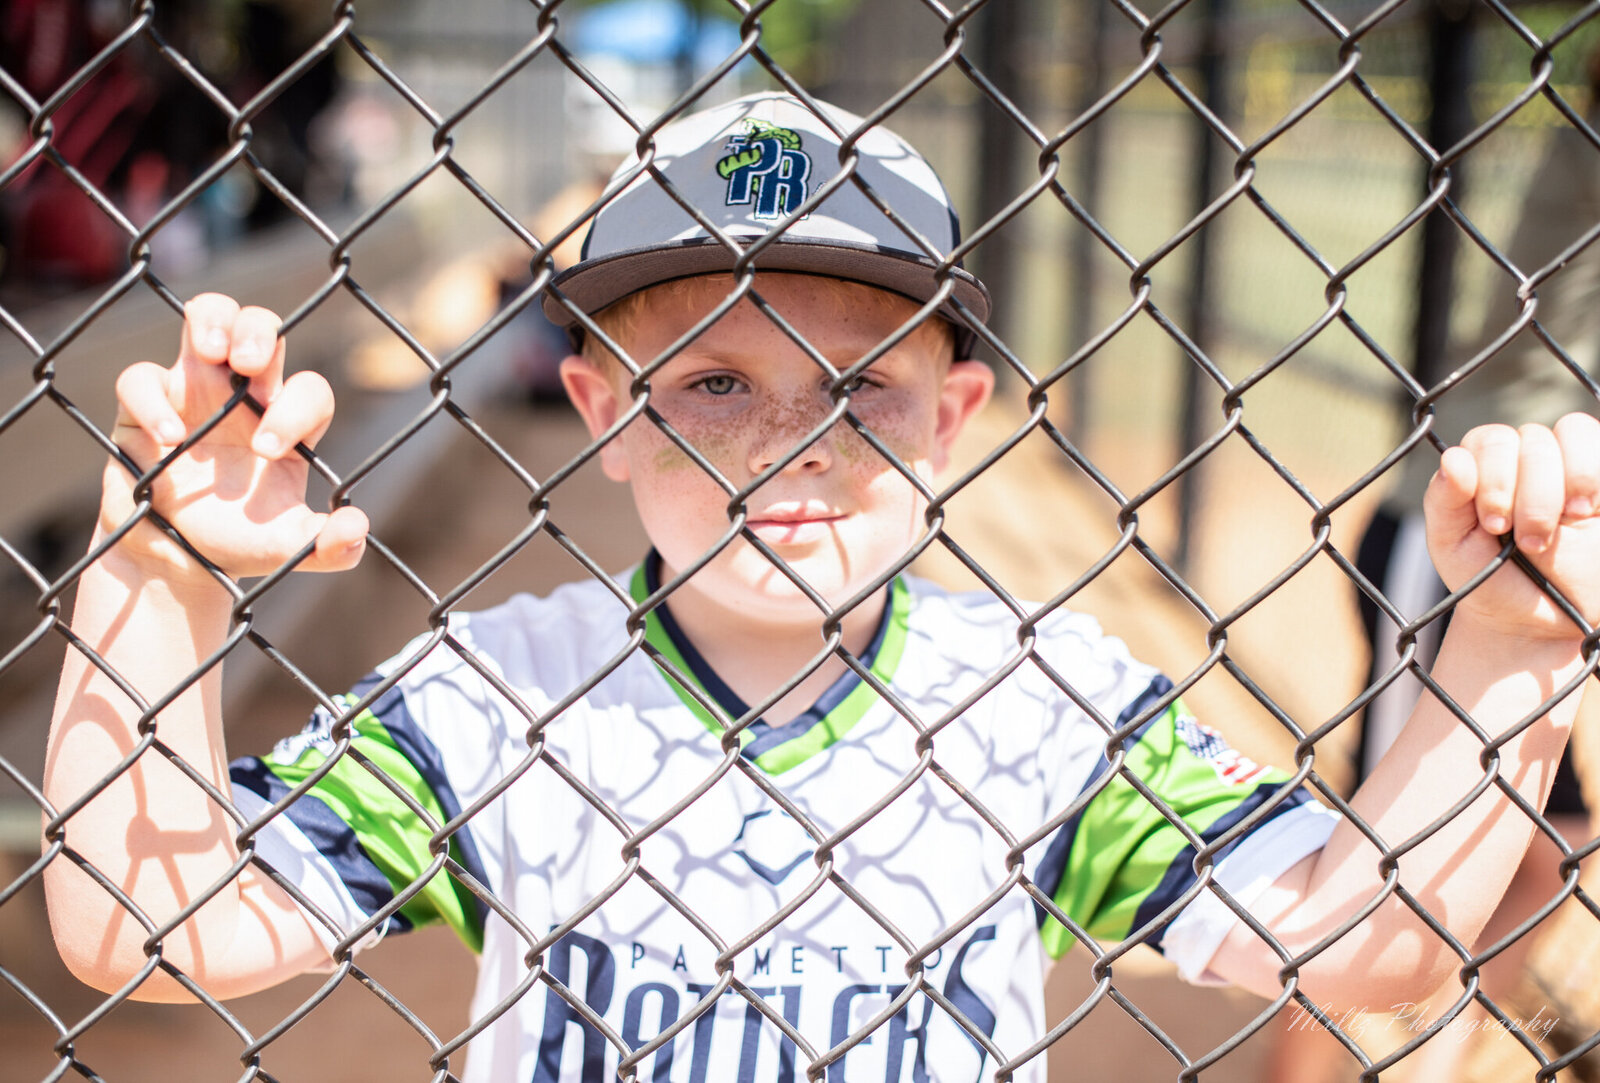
[44,294,368,1001]
[1209,414,1600,1006]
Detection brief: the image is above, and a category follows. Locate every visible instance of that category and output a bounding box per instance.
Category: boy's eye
[698,374,740,396]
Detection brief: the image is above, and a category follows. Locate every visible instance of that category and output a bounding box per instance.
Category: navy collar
[638,550,905,771]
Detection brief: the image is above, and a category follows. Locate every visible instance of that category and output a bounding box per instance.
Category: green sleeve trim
[1040,699,1295,956]
[264,697,486,952]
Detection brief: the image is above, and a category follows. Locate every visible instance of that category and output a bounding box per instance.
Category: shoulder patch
[268,695,356,767]
[1174,712,1270,787]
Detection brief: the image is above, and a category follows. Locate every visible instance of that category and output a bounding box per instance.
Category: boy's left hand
[1425,411,1600,642]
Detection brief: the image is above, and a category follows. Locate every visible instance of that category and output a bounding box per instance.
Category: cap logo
[716,120,811,221]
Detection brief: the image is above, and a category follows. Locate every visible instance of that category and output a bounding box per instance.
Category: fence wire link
[4,0,1600,1079]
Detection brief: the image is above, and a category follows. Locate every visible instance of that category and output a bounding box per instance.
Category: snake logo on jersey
[733,810,813,885]
[530,924,1001,1082]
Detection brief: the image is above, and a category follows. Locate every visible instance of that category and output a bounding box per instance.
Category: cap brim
[543,236,991,330]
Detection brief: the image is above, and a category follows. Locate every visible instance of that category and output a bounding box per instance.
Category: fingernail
[158,419,185,443]
[253,433,282,457]
[1569,497,1593,518]
[232,340,260,365]
[204,327,228,354]
[1483,515,1508,535]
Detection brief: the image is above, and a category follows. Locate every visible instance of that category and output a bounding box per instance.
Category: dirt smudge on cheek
[650,418,744,481]
[651,442,695,473]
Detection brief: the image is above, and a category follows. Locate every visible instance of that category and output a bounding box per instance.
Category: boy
[43,93,1600,1081]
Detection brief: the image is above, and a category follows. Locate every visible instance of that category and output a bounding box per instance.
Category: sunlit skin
[560,275,993,722]
[41,282,1600,1014]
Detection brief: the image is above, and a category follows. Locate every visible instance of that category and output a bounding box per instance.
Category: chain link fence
[5,0,1600,1079]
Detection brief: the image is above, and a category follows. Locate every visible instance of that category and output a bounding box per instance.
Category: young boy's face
[561,274,993,625]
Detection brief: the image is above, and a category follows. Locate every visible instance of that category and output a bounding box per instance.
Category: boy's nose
[747,395,836,477]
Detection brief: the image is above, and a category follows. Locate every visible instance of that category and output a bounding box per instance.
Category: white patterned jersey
[232,560,1337,1082]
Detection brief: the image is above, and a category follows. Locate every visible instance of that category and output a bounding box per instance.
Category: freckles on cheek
[840,405,932,474]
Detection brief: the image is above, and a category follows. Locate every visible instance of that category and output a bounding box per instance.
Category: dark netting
[4,0,1600,1080]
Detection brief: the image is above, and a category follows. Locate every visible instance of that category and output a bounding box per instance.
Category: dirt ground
[7,378,1600,1082]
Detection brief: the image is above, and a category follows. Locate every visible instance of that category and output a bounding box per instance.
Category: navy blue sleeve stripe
[1032,675,1174,927]
[350,674,494,928]
[1128,783,1312,951]
[229,758,412,935]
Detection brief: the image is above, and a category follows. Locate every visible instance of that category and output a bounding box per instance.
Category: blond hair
[578,273,956,371]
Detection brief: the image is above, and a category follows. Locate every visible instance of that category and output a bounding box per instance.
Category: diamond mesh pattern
[5,1,1600,1080]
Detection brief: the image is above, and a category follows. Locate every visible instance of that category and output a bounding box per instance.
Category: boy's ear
[932,359,994,471]
[559,356,631,483]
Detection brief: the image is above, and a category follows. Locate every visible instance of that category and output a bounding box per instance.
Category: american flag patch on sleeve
[1174,712,1270,786]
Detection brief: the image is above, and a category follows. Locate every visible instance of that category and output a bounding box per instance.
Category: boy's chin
[683,553,896,622]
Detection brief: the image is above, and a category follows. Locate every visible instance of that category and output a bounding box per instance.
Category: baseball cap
[543,92,991,345]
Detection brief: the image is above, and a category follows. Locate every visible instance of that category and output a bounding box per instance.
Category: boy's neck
[652,557,891,728]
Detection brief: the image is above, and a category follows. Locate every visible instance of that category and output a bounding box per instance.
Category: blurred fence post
[1067,0,1110,446]
[1413,0,1478,392]
[972,0,1027,359]
[1173,0,1229,576]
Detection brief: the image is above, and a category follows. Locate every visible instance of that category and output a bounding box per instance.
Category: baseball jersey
[231,558,1338,1082]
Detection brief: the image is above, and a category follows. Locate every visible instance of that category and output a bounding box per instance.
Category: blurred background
[4,0,1600,1079]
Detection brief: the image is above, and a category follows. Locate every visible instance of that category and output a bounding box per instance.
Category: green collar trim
[628,563,910,774]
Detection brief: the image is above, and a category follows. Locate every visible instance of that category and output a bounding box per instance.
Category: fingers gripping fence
[4,0,1600,1081]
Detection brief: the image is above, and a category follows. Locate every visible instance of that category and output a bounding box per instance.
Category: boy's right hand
[104,292,368,582]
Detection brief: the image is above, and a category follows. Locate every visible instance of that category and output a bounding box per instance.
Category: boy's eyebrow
[687,342,911,374]
[662,320,917,366]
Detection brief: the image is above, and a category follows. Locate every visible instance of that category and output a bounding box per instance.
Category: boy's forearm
[40,297,360,998]
[1218,615,1585,1004]
[44,531,247,992]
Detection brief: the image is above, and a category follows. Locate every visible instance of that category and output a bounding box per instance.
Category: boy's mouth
[746,505,845,545]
